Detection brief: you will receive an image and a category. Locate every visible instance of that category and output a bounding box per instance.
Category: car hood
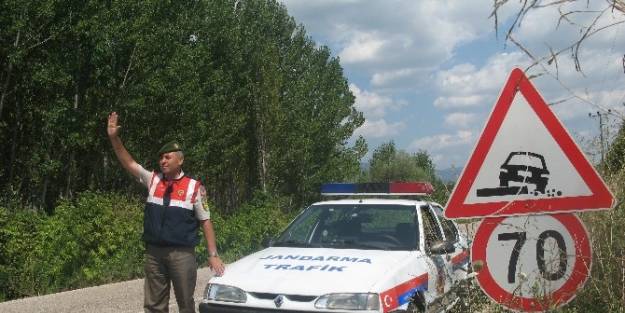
[210,247,419,295]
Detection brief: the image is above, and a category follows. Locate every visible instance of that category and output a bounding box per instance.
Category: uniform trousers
[144,244,197,313]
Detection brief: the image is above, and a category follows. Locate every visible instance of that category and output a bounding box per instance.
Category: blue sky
[280,0,625,169]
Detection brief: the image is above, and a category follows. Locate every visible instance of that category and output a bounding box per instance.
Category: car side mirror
[429,240,455,255]
[262,237,275,248]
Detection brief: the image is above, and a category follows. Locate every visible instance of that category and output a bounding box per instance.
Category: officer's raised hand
[107,111,141,177]
[107,112,121,138]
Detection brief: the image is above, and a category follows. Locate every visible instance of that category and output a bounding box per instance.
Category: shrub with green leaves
[33,192,145,293]
[0,191,300,300]
[0,207,45,301]
[200,192,297,264]
[0,192,144,299]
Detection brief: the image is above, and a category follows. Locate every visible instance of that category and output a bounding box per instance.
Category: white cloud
[371,68,422,88]
[511,1,625,56]
[434,48,625,118]
[434,95,486,109]
[354,119,406,139]
[552,89,625,121]
[444,113,478,128]
[282,0,498,89]
[409,130,476,151]
[350,83,407,140]
[340,32,386,63]
[281,0,625,169]
[436,53,528,97]
[350,83,401,119]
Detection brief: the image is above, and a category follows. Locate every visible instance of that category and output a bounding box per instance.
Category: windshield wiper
[272,240,312,248]
[321,240,389,250]
[344,241,390,250]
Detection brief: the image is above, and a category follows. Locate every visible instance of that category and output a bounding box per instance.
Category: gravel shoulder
[0,267,214,313]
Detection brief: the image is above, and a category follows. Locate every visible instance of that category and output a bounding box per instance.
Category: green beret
[158,141,182,155]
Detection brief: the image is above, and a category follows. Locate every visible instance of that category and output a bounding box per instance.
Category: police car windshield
[274,204,419,251]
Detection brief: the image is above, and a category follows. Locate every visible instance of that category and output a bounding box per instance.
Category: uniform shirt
[136,164,210,221]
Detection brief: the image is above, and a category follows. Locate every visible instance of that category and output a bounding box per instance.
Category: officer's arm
[107,112,141,178]
[201,219,225,276]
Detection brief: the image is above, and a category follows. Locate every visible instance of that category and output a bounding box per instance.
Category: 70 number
[498,230,567,284]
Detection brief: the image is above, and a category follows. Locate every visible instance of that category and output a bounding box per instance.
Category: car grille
[249,292,317,302]
[199,303,319,313]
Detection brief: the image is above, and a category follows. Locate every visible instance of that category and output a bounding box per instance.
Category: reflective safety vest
[144,173,201,247]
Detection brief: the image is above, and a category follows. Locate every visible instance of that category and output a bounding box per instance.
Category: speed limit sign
[471,213,591,312]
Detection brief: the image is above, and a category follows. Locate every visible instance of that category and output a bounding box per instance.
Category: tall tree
[0,0,365,213]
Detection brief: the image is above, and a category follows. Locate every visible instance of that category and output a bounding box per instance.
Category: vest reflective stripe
[185,179,197,206]
[146,174,196,210]
[148,172,160,196]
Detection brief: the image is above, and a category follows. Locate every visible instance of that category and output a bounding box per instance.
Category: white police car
[200,183,470,313]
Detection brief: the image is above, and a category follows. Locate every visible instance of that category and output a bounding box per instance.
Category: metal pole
[589,110,612,171]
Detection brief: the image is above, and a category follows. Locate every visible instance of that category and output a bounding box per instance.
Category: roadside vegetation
[0,191,295,300]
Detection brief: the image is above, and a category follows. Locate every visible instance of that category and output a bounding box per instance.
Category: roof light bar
[321,182,434,196]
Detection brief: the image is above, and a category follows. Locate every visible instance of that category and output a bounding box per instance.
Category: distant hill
[436,167,462,183]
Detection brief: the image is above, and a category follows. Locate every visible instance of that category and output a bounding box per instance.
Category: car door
[431,204,469,283]
[418,205,452,297]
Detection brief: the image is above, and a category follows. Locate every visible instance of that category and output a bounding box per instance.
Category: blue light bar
[320,183,357,194]
[321,182,434,196]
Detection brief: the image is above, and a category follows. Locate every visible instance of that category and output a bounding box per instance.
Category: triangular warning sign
[445,68,614,219]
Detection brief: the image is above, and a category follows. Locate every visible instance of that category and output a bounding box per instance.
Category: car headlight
[205,283,247,303]
[315,293,379,310]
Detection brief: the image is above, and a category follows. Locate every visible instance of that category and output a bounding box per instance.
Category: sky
[279,0,625,170]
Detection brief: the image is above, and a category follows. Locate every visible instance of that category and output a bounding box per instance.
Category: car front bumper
[199,302,320,313]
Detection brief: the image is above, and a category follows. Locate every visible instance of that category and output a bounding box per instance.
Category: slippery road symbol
[476,152,563,198]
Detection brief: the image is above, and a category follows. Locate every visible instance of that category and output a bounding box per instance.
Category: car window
[419,205,444,250]
[432,205,459,243]
[275,204,419,251]
[278,208,324,244]
[506,153,544,168]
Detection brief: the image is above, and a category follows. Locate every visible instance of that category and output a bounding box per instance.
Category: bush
[201,191,297,264]
[0,190,299,300]
[0,207,45,300]
[567,170,625,313]
[30,192,145,292]
[0,192,144,299]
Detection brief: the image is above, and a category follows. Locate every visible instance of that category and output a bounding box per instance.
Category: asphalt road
[0,267,215,313]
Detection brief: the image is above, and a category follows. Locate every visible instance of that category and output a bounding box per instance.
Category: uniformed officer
[107,112,225,313]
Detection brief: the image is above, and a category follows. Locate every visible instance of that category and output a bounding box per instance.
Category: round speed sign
[472,213,591,312]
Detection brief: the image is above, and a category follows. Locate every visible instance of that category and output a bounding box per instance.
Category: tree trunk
[0,30,20,120]
[7,101,21,183]
[41,176,49,212]
[65,92,79,198]
[257,108,267,193]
